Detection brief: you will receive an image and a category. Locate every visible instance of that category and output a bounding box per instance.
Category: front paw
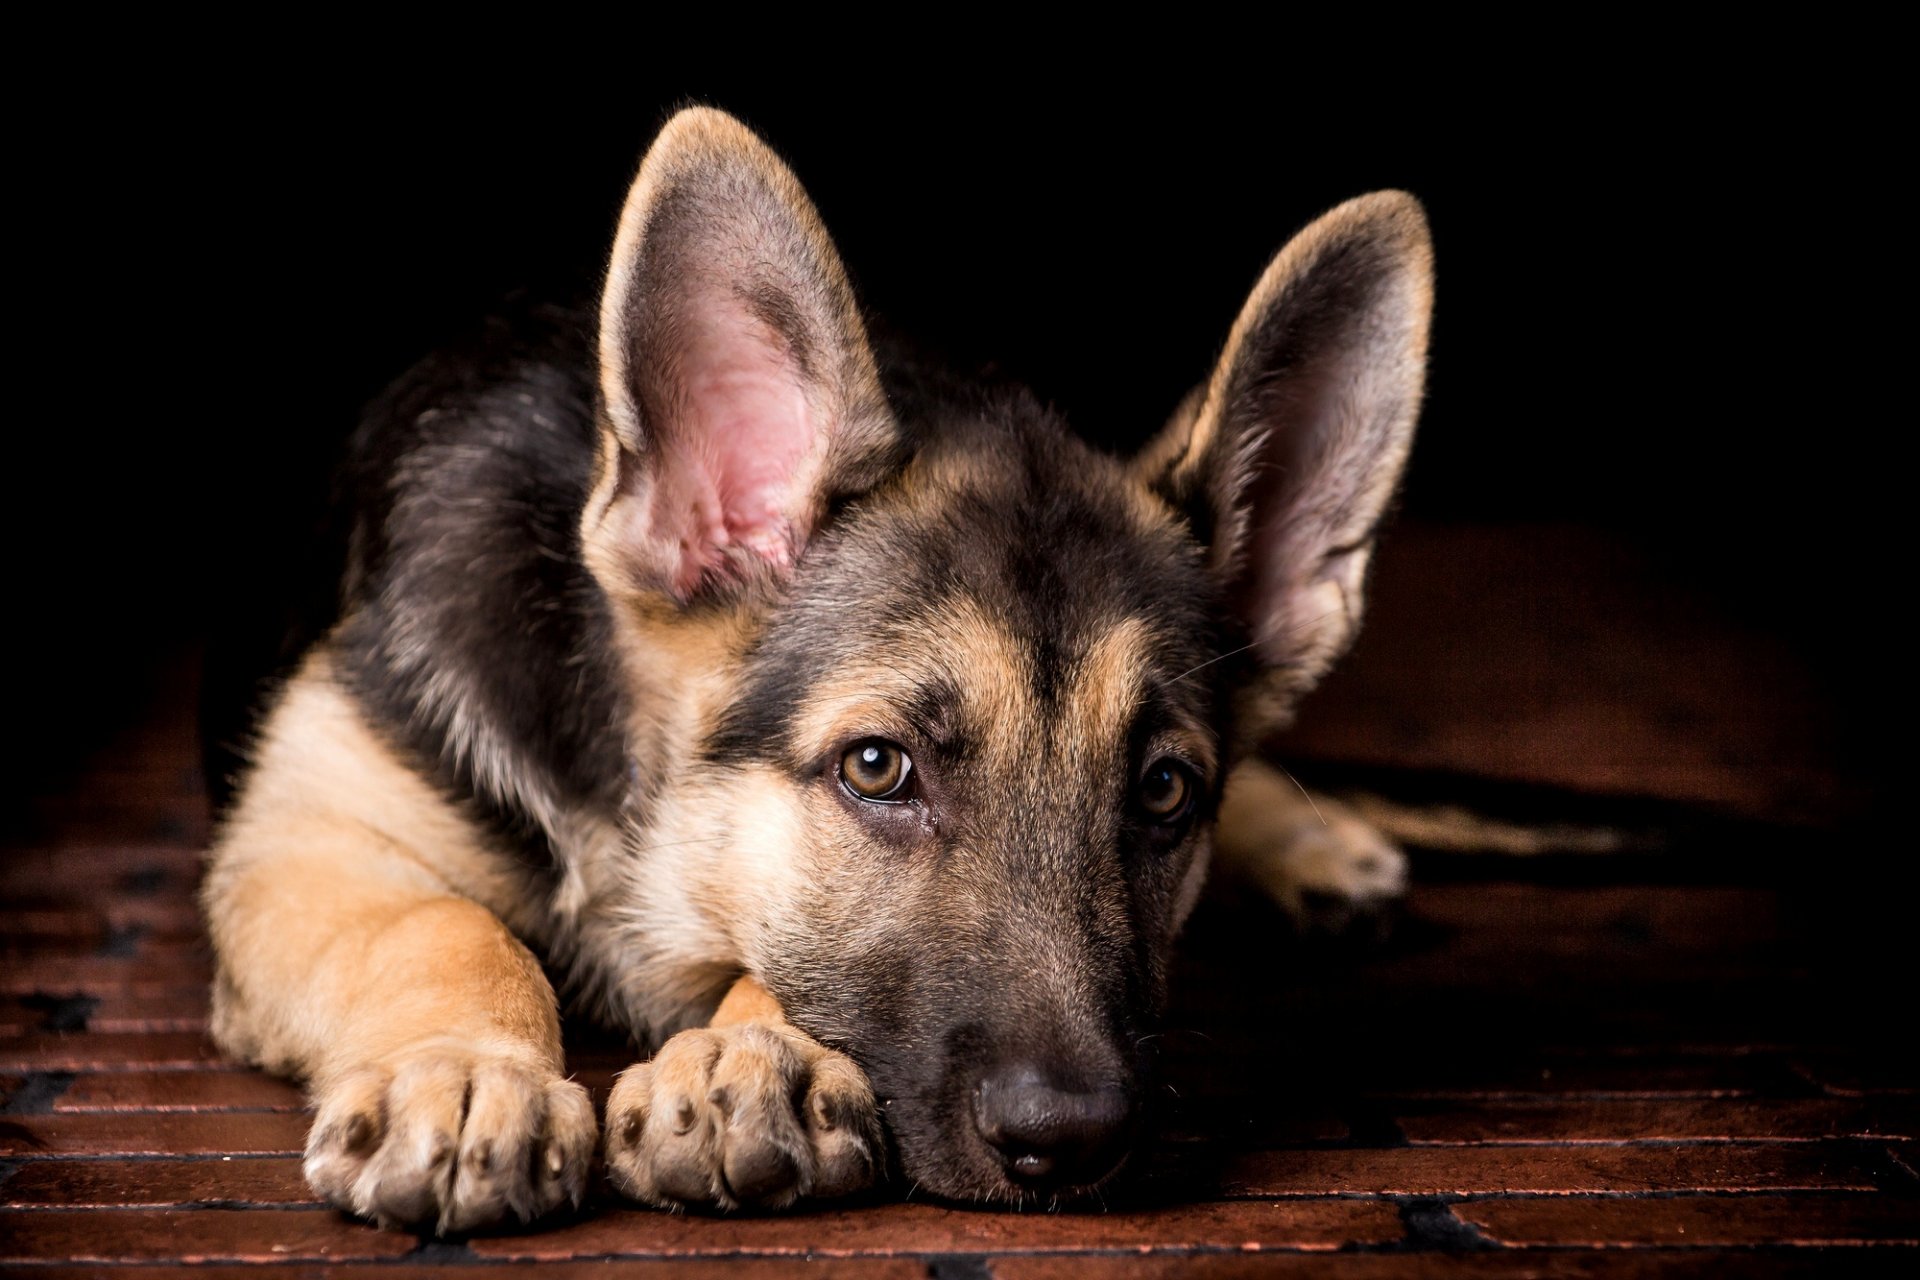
[604,1022,881,1211]
[302,1048,595,1234]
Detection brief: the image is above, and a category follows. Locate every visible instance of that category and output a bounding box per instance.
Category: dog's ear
[583,107,898,602]
[1137,192,1433,741]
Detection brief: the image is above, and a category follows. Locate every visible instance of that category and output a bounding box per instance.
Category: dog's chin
[903,1151,1135,1210]
[888,1110,1136,1209]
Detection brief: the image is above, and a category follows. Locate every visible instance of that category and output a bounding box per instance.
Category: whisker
[1276,763,1328,828]
[1169,609,1342,684]
[626,835,733,858]
[1169,638,1261,685]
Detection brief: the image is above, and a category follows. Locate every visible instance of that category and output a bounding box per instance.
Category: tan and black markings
[202,107,1433,1231]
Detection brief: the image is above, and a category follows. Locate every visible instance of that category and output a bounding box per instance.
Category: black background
[14,58,1886,808]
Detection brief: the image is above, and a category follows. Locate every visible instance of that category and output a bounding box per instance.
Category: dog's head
[580,109,1431,1203]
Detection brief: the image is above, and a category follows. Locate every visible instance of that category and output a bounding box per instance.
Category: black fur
[227,300,628,871]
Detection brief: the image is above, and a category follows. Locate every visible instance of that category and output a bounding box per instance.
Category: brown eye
[840,739,913,801]
[1138,760,1193,823]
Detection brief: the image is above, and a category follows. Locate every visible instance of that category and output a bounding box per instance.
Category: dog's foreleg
[603,975,883,1211]
[1215,758,1408,935]
[203,833,597,1233]
[201,657,597,1234]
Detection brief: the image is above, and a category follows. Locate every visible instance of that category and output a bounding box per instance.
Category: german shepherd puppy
[202,107,1431,1233]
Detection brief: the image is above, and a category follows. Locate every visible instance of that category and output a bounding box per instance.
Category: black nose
[972,1063,1133,1189]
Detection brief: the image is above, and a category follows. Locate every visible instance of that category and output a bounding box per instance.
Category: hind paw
[1217,760,1408,937]
[604,1021,881,1211]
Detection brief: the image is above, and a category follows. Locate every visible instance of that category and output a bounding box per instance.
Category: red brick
[0,845,202,899]
[15,1263,928,1280]
[26,785,210,847]
[56,1068,303,1111]
[1218,1143,1881,1196]
[1405,885,1788,954]
[1154,1106,1350,1147]
[0,1030,225,1070]
[0,900,204,943]
[0,953,213,995]
[0,1110,308,1156]
[4,1156,317,1207]
[466,1200,1403,1260]
[1358,1051,1798,1099]
[1395,1098,1918,1144]
[0,908,109,942]
[993,1253,1904,1278]
[0,984,211,1035]
[1273,525,1857,823]
[0,1208,415,1263]
[104,899,210,936]
[1794,1051,1920,1096]
[123,938,217,968]
[0,998,57,1034]
[1460,1194,1920,1247]
[87,986,213,1031]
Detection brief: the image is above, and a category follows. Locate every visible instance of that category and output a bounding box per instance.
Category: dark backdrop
[14,64,1884,810]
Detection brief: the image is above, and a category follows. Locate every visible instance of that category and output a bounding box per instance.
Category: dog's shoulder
[326,296,633,862]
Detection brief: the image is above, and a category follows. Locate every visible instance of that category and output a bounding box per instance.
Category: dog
[201,106,1431,1233]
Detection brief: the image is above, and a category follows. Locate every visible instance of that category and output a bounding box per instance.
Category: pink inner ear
[648,294,820,596]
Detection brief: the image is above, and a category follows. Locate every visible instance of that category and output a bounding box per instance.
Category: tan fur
[1339,795,1637,856]
[1138,191,1434,738]
[1214,760,1407,926]
[203,650,595,1232]
[1066,615,1217,780]
[711,974,789,1027]
[786,593,1036,774]
[603,976,880,1210]
[1058,616,1219,937]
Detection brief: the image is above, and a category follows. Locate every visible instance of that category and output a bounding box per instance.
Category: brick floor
[2,526,1909,1273]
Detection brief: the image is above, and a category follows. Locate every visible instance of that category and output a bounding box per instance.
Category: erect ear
[1137,191,1433,741]
[582,107,898,602]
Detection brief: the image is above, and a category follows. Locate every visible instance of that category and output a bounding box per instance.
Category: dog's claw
[302,1052,593,1235]
[604,1023,882,1212]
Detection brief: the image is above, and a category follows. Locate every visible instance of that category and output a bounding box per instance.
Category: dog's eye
[1138,760,1194,823]
[840,740,913,802]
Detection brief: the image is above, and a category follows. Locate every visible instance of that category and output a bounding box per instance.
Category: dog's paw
[1217,761,1408,938]
[1261,807,1408,938]
[604,1021,881,1212]
[302,1049,595,1234]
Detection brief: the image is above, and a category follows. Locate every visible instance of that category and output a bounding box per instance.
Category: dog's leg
[202,663,596,1234]
[204,838,597,1233]
[1215,759,1408,935]
[603,976,882,1211]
